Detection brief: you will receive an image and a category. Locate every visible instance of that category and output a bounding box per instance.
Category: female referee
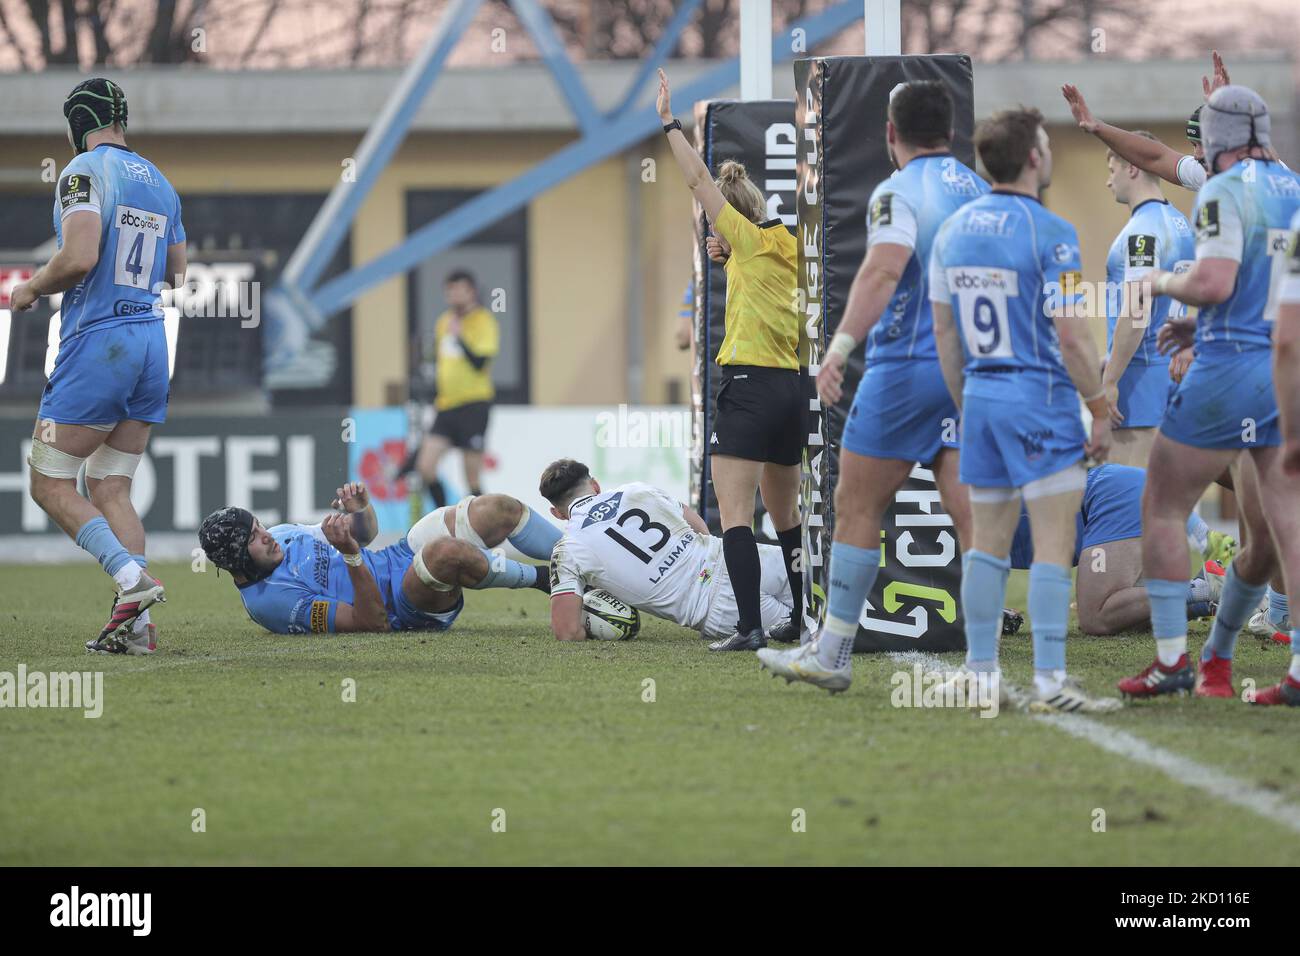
[657,68,804,653]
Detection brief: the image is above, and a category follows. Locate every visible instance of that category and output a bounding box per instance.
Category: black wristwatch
[663,119,682,134]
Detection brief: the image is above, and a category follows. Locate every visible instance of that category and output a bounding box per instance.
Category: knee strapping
[968,485,1021,505]
[85,444,142,480]
[28,440,85,480]
[406,505,453,553]
[412,546,456,592]
[454,495,487,548]
[1023,462,1087,501]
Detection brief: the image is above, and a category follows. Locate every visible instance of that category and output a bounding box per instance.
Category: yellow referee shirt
[713,203,800,370]
[433,306,499,410]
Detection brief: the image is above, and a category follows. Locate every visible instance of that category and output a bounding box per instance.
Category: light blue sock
[818,542,881,669]
[470,549,539,590]
[827,541,881,624]
[1185,511,1209,554]
[1268,587,1290,629]
[507,507,562,561]
[131,553,148,569]
[1146,578,1188,640]
[1028,562,1072,674]
[75,517,134,577]
[962,550,1009,668]
[1203,564,1268,661]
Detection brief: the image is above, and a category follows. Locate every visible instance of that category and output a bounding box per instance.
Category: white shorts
[700,543,793,639]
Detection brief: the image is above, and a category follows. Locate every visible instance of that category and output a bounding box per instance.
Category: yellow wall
[5,120,1198,406]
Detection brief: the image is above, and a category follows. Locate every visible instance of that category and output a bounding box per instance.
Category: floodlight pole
[864,0,901,55]
[738,0,772,101]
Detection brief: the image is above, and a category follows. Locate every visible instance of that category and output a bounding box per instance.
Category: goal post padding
[796,54,975,652]
[689,99,800,539]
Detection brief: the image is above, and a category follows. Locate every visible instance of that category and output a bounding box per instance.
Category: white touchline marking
[888,651,1300,834]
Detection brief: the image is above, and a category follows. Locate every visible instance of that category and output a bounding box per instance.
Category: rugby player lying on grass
[1007,463,1223,636]
[538,459,795,644]
[198,483,557,634]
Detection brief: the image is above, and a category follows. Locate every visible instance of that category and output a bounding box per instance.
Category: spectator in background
[415,270,500,507]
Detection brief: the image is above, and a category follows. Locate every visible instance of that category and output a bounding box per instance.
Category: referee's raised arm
[657,68,807,653]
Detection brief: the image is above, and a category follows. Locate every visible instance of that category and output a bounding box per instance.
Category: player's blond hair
[716,160,767,223]
[1106,130,1161,182]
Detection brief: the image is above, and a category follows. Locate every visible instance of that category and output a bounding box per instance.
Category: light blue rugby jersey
[864,153,988,362]
[52,143,185,340]
[1104,199,1195,365]
[1191,158,1300,351]
[237,524,410,635]
[928,190,1085,398]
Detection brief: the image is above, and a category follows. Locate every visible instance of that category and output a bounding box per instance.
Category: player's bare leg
[1023,483,1120,711]
[759,461,803,642]
[1107,426,1156,469]
[406,492,560,561]
[84,420,157,653]
[404,537,549,614]
[1122,435,1241,698]
[1246,446,1300,704]
[927,492,1022,709]
[1075,537,1147,635]
[1192,451,1279,697]
[28,421,107,537]
[28,419,164,653]
[931,447,970,554]
[710,454,767,651]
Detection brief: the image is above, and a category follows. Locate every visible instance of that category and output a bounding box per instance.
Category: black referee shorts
[430,401,491,451]
[710,364,804,467]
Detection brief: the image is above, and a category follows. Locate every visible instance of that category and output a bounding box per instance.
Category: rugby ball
[582,589,641,641]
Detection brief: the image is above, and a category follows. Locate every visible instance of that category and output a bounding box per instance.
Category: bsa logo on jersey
[869,194,892,228]
[581,492,623,528]
[120,159,157,186]
[1196,201,1220,239]
[1127,234,1156,269]
[963,210,1012,236]
[1265,174,1300,199]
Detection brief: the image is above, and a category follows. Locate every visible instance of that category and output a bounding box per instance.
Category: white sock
[132,609,152,634]
[1034,668,1067,697]
[1288,654,1300,683]
[816,615,857,671]
[1156,636,1186,667]
[113,563,143,591]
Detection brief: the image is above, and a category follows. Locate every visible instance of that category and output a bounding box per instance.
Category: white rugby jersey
[549,482,721,630]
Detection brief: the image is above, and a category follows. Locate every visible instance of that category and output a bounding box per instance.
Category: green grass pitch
[1,559,1296,866]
